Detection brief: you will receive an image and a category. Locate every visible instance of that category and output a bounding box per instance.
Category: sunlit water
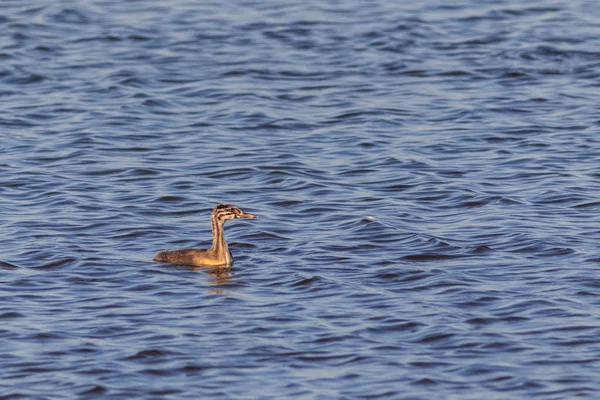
[2,0,600,398]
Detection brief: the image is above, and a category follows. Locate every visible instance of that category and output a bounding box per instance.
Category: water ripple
[1,0,600,398]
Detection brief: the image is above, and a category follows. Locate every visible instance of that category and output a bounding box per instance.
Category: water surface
[1,0,600,398]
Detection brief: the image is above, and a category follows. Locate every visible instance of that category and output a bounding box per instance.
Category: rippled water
[2,0,600,398]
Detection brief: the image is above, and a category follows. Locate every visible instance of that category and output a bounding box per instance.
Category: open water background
[1,0,600,398]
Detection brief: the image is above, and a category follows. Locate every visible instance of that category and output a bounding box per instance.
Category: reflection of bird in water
[203,267,233,288]
[154,204,257,267]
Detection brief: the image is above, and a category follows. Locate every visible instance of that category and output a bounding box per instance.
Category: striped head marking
[212,204,258,222]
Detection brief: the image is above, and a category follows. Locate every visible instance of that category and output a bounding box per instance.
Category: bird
[153,203,257,267]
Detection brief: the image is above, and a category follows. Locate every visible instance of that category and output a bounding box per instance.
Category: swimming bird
[153,203,257,267]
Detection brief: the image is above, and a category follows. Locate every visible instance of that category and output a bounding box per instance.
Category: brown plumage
[153,204,257,267]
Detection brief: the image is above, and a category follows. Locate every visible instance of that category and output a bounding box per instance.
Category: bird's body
[153,204,257,267]
[153,247,232,267]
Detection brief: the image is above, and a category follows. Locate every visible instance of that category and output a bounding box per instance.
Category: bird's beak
[239,211,258,219]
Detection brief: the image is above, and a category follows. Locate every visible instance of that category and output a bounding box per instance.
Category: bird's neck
[210,216,231,264]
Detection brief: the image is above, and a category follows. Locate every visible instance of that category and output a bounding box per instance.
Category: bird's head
[213,203,258,222]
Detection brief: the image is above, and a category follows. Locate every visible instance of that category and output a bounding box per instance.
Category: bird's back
[153,247,232,267]
[154,248,207,266]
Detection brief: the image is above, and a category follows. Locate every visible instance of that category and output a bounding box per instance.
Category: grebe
[153,203,257,267]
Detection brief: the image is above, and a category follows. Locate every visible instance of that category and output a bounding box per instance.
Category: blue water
[2,0,600,398]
